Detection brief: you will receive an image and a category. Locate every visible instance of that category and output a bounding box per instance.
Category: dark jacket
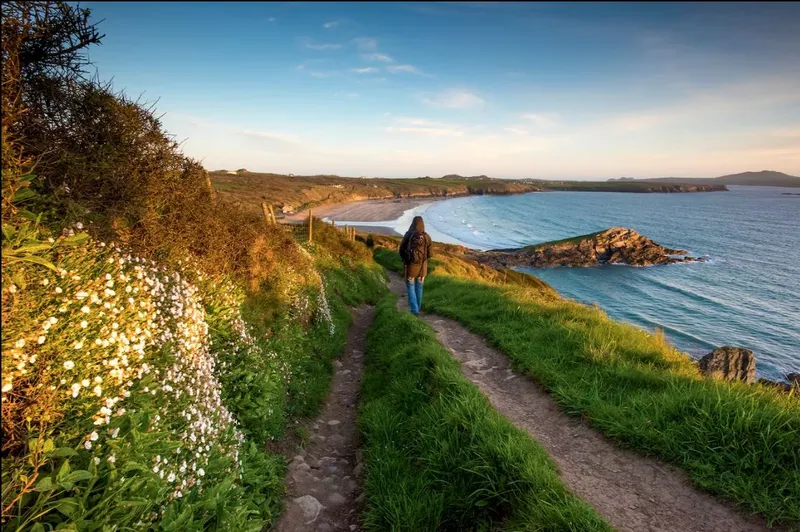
[399,216,433,279]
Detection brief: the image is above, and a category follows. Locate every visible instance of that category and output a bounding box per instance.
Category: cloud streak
[423,89,484,109]
[305,43,343,51]
[387,64,424,75]
[323,21,339,28]
[352,67,379,74]
[362,52,394,62]
[521,113,559,127]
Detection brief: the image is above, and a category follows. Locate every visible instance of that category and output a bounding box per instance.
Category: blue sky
[83,1,800,179]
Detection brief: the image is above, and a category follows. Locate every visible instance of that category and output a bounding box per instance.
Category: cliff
[473,227,703,268]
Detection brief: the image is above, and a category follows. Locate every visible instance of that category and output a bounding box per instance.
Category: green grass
[373,247,800,526]
[359,294,611,531]
[523,230,605,250]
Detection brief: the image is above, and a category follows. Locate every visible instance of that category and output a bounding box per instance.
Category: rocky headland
[473,227,704,269]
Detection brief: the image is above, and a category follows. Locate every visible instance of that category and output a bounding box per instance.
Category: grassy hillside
[374,247,800,526]
[209,171,541,215]
[209,172,727,217]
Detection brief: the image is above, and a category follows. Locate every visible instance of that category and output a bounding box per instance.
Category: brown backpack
[407,232,427,264]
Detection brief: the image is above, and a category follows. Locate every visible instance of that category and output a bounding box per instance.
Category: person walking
[399,216,433,316]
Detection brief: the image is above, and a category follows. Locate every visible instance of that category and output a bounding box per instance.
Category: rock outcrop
[698,346,756,384]
[474,227,703,268]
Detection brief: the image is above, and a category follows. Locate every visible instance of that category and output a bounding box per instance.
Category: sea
[339,186,800,381]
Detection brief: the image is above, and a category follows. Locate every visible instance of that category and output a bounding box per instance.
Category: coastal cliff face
[474,227,702,268]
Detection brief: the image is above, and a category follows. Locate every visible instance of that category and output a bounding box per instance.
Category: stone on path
[293,495,323,524]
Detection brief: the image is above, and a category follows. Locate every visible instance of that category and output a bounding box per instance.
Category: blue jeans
[405,277,424,315]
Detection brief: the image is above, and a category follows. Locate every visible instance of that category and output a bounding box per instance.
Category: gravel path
[387,272,772,532]
[274,305,374,532]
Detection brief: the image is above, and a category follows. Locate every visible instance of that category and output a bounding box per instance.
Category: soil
[387,272,774,532]
[274,305,375,532]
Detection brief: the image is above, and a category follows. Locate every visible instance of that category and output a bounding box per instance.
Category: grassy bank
[359,294,610,531]
[374,248,800,526]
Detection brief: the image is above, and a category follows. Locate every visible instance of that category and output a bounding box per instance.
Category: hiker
[399,215,433,316]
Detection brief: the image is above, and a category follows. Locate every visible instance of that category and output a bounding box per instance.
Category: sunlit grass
[374,247,800,526]
[360,294,611,531]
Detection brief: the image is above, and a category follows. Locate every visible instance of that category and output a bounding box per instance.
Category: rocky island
[474,227,704,268]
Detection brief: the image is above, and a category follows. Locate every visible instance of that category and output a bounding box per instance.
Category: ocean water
[375,186,800,381]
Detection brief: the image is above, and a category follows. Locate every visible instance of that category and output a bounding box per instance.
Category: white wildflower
[64,360,75,370]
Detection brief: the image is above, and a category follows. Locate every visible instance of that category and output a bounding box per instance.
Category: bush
[1,2,387,529]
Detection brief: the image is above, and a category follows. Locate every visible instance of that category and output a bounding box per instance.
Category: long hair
[408,215,425,233]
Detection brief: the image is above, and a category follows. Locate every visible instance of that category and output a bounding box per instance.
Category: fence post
[308,209,313,243]
[261,202,273,225]
[205,172,216,203]
[268,204,277,224]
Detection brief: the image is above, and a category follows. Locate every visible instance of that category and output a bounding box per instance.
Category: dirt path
[387,272,771,532]
[274,305,374,532]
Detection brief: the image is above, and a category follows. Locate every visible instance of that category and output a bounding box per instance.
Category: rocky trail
[274,305,374,532]
[386,272,773,532]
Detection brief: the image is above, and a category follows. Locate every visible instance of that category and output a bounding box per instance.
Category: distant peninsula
[473,227,703,268]
[608,170,800,188]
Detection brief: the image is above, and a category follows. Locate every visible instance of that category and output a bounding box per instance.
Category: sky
[83,1,800,180]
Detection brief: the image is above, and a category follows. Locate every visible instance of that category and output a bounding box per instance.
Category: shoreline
[283,197,442,224]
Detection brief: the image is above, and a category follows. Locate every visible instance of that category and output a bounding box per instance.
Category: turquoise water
[410,186,799,381]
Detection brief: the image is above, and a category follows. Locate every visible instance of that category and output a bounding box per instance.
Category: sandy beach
[283,197,438,224]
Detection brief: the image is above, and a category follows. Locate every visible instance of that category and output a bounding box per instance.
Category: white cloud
[385,126,464,137]
[267,17,276,23]
[423,89,484,109]
[305,43,343,51]
[323,21,339,28]
[240,129,299,144]
[387,64,423,75]
[520,113,559,127]
[352,67,379,74]
[385,117,466,137]
[504,127,529,135]
[354,37,378,51]
[362,52,394,63]
[394,117,439,126]
[309,72,331,78]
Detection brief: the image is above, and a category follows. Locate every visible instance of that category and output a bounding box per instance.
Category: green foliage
[359,294,610,531]
[417,268,800,525]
